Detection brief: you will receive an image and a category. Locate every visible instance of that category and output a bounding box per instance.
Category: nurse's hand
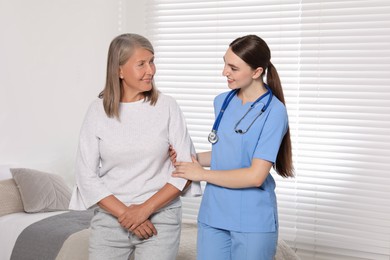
[172,156,206,181]
[169,145,177,164]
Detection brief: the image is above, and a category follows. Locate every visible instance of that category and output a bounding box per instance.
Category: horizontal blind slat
[146,0,390,259]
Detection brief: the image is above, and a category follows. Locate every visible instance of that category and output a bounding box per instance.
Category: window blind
[145,1,390,259]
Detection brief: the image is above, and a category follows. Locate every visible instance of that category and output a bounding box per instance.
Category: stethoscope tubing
[208,85,273,144]
[210,89,238,132]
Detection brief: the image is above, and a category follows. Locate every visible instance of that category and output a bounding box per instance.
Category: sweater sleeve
[69,101,112,210]
[166,97,202,196]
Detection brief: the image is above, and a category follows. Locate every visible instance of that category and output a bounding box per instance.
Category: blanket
[10,210,94,260]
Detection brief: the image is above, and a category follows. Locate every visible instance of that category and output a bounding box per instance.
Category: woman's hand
[131,219,157,240]
[172,156,206,182]
[118,203,153,232]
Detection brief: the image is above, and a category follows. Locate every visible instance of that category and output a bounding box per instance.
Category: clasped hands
[118,204,156,240]
[119,149,204,240]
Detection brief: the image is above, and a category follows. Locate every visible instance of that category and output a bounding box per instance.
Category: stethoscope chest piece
[208,130,219,144]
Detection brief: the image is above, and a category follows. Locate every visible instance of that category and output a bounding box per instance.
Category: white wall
[0,1,145,185]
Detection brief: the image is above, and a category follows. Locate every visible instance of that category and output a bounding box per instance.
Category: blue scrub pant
[197,221,278,260]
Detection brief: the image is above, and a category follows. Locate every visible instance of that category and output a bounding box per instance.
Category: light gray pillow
[10,168,71,213]
[0,179,24,216]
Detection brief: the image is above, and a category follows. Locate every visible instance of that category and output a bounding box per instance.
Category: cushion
[10,168,71,213]
[0,179,24,216]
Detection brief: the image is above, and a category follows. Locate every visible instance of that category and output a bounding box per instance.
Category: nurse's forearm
[205,169,267,188]
[203,159,272,188]
[196,151,211,167]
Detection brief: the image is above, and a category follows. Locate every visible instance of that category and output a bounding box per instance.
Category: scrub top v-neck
[198,90,289,233]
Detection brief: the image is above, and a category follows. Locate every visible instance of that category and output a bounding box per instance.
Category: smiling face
[119,47,156,102]
[222,47,263,91]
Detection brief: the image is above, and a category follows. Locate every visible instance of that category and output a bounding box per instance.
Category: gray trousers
[89,207,182,260]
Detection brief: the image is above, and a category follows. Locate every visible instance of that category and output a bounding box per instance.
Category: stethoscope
[208,85,273,144]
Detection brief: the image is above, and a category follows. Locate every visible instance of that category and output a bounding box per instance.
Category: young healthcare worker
[172,35,294,260]
[69,33,200,260]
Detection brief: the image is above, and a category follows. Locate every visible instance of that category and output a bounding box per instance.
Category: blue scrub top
[198,91,289,232]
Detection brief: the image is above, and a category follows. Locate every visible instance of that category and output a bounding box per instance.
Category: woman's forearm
[100,181,189,219]
[98,195,128,218]
[142,182,189,214]
[118,181,191,231]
